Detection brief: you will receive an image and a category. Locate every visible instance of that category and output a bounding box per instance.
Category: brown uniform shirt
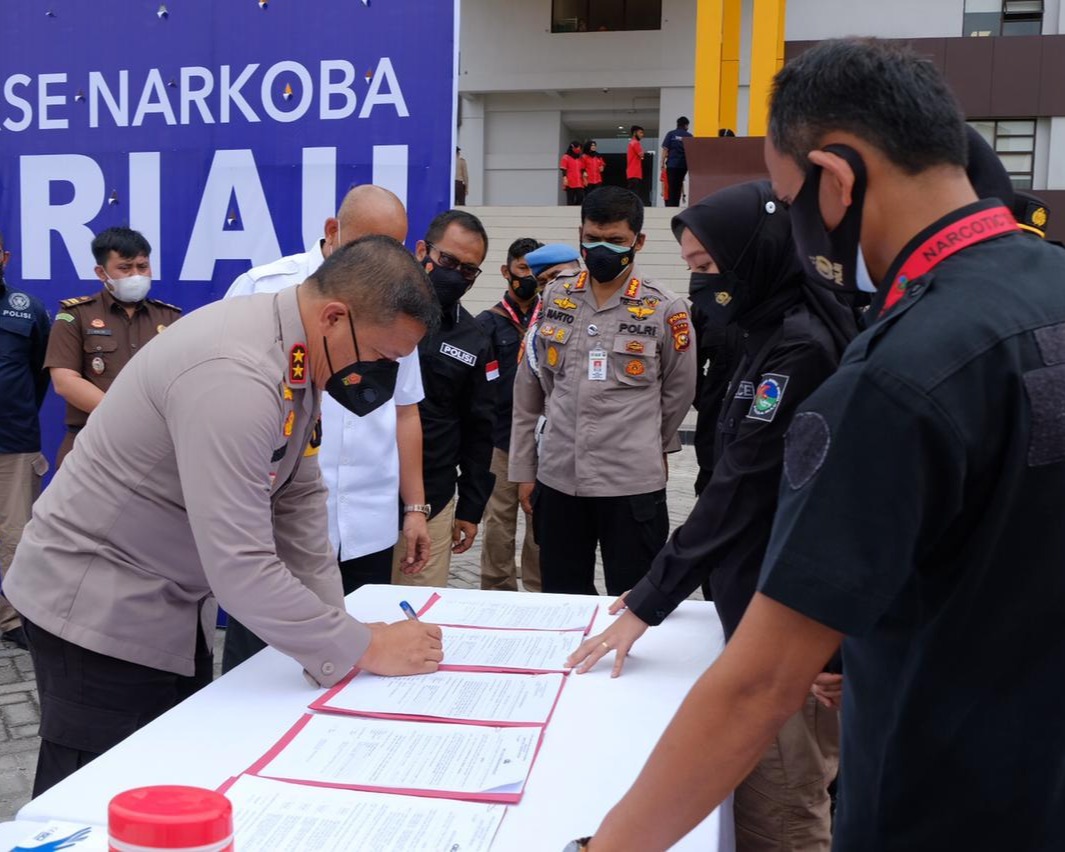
[510,266,697,497]
[6,286,369,686]
[44,288,182,428]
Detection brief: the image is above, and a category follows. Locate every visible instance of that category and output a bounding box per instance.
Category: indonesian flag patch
[486,360,500,381]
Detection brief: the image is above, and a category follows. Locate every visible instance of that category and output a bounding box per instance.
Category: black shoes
[2,626,28,651]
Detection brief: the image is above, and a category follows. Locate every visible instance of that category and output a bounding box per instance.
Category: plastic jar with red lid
[108,785,233,852]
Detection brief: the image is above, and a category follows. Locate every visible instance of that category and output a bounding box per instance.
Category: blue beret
[525,243,580,276]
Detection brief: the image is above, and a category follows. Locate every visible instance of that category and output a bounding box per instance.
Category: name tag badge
[588,347,607,381]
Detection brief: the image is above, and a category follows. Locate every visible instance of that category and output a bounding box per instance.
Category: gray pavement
[0,444,703,822]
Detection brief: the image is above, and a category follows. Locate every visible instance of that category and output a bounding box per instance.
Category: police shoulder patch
[784,412,831,489]
[747,373,789,422]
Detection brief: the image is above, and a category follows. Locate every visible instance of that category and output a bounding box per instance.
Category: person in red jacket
[582,140,605,195]
[626,125,648,198]
[560,141,587,206]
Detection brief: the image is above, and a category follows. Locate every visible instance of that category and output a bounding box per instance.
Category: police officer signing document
[511,187,696,596]
[5,237,444,796]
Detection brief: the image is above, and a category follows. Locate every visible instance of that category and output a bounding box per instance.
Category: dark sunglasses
[427,242,482,283]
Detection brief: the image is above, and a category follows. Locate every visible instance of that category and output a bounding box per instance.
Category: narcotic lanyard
[878,205,1019,317]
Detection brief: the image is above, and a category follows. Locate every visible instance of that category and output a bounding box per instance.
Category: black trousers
[25,618,213,797]
[665,166,687,207]
[221,547,391,673]
[566,187,585,206]
[533,483,669,597]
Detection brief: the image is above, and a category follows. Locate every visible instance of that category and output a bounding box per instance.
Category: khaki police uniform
[509,267,696,595]
[6,286,368,794]
[44,288,182,467]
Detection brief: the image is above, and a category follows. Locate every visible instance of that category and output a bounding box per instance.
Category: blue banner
[1,0,458,466]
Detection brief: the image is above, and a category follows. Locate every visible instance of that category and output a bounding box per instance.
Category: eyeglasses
[427,243,482,283]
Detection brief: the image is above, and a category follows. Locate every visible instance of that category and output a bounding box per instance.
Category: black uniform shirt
[417,303,498,523]
[476,293,537,452]
[0,281,51,454]
[626,300,845,637]
[759,201,1065,850]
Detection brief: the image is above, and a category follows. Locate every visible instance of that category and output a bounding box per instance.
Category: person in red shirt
[582,140,605,195]
[627,125,648,199]
[560,142,587,206]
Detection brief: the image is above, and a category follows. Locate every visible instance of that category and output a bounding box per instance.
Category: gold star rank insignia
[289,344,307,384]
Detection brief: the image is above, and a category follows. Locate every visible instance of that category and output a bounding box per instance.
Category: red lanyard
[879,205,1019,317]
[499,298,524,328]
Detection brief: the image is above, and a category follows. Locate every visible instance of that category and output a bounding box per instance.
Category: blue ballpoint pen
[399,600,420,621]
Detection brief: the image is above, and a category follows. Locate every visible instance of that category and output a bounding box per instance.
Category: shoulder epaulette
[147,297,182,313]
[58,295,95,308]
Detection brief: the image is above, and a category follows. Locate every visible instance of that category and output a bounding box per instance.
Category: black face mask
[323,312,398,417]
[789,144,873,295]
[509,273,539,301]
[423,258,469,312]
[581,241,636,283]
[689,271,744,330]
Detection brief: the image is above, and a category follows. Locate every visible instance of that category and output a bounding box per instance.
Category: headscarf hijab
[673,180,858,351]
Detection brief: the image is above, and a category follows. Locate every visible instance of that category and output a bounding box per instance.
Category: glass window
[551,0,662,33]
[963,11,1000,35]
[967,119,1036,189]
[962,0,1043,35]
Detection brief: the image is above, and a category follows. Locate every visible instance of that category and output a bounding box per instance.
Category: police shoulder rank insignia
[59,295,93,309]
[623,278,641,301]
[572,271,588,292]
[553,297,578,311]
[627,305,655,320]
[547,345,559,367]
[56,312,76,323]
[282,386,294,401]
[747,373,790,423]
[289,343,307,384]
[625,359,645,377]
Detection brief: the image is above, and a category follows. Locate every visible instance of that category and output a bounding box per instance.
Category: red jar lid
[109,786,233,849]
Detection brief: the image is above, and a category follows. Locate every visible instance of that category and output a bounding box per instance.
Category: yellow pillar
[693,0,724,137]
[748,0,787,136]
[719,0,742,135]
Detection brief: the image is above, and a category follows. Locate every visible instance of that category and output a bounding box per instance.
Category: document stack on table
[222,591,600,849]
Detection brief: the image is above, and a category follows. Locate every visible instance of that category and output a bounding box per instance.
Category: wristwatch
[403,503,431,517]
[563,838,592,852]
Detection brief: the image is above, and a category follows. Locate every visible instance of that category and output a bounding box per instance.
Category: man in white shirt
[222,184,431,670]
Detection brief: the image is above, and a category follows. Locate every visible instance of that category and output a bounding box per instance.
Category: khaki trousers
[391,498,456,588]
[733,693,841,852]
[0,453,46,632]
[479,448,541,592]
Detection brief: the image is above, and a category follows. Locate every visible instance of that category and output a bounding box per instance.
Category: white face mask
[107,274,152,304]
[855,246,878,294]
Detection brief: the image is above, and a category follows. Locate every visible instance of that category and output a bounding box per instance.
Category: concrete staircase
[459,205,690,318]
